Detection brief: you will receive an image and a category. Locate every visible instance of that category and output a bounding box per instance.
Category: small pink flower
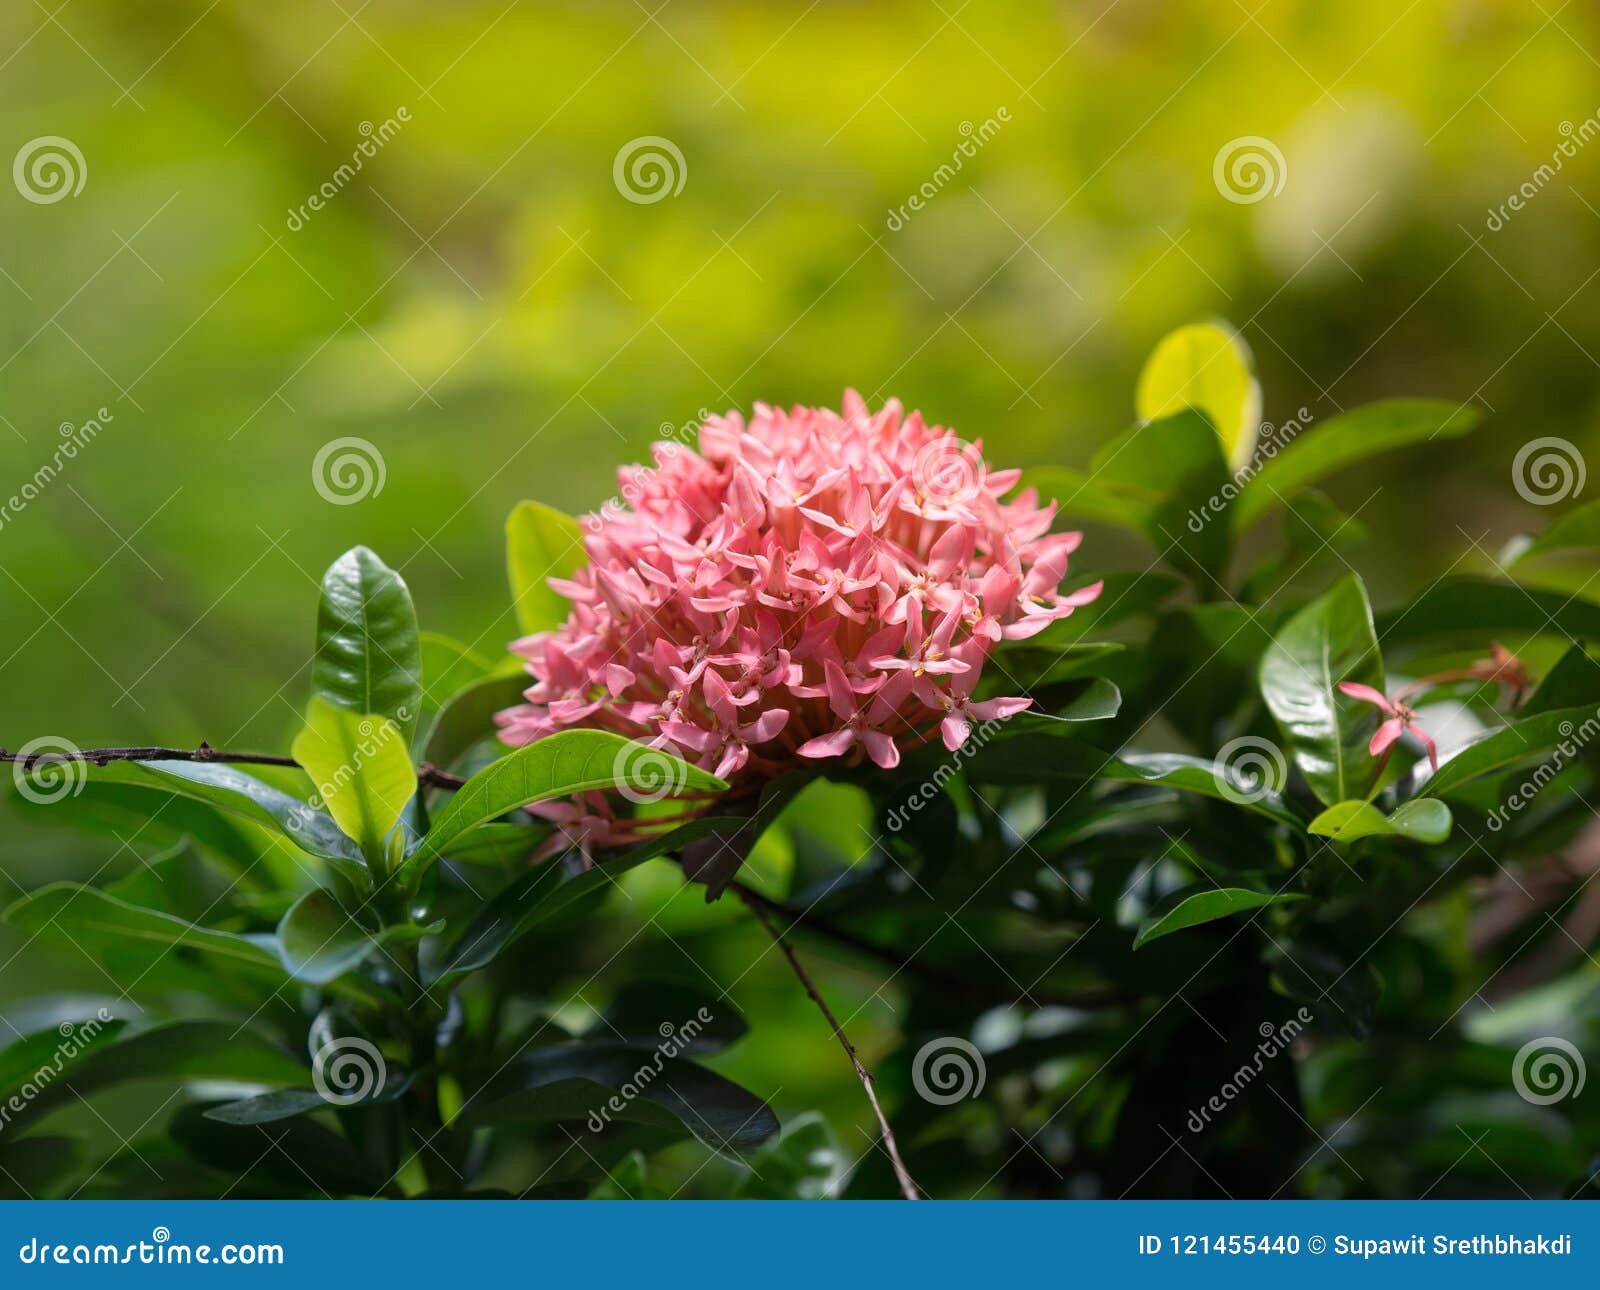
[1338,681,1438,772]
[498,392,1101,851]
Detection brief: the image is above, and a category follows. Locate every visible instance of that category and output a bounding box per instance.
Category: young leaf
[313,546,423,737]
[291,698,417,865]
[1515,497,1600,563]
[507,500,586,636]
[1232,400,1479,531]
[1134,887,1303,949]
[404,730,725,878]
[1259,573,1384,806]
[1135,321,1262,469]
[1307,798,1453,844]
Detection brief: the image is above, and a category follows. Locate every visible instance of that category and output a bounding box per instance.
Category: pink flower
[1337,681,1438,772]
[498,392,1100,833]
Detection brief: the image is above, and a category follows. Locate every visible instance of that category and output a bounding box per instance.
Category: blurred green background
[2,0,1599,1192]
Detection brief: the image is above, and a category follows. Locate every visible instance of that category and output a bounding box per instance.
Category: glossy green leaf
[406,730,724,877]
[1134,887,1303,949]
[422,673,528,773]
[1420,705,1600,798]
[1232,400,1479,531]
[507,500,586,636]
[1307,797,1453,844]
[1260,573,1384,806]
[291,698,416,863]
[1136,321,1262,469]
[418,631,495,712]
[313,546,422,737]
[1376,579,1600,649]
[276,888,430,985]
[600,982,747,1053]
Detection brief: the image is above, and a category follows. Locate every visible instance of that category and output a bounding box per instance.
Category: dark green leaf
[1420,705,1600,798]
[600,982,747,1053]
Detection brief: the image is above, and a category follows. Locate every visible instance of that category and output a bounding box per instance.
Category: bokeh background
[2,0,1598,1194]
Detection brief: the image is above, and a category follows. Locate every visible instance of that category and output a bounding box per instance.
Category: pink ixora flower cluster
[497,392,1100,845]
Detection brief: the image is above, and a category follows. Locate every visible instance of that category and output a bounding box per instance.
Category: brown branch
[0,744,467,790]
[735,886,921,1201]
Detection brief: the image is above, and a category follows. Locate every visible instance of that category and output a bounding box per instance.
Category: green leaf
[967,740,1301,827]
[1307,798,1453,844]
[586,1151,663,1200]
[735,1112,843,1199]
[1515,497,1600,563]
[421,673,529,773]
[405,730,725,878]
[979,679,1122,730]
[1522,644,1600,715]
[61,760,361,874]
[1259,573,1384,806]
[291,698,416,863]
[0,1136,81,1199]
[4,884,383,1007]
[313,546,423,738]
[1089,409,1235,583]
[418,631,494,712]
[1376,579,1600,648]
[1420,705,1600,798]
[462,1040,780,1160]
[1232,400,1479,531]
[1136,321,1262,469]
[0,1022,308,1136]
[1017,466,1163,534]
[0,1017,127,1108]
[1134,887,1303,949]
[171,1102,383,1196]
[507,500,586,636]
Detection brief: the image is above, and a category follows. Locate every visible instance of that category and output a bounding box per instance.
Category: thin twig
[735,886,922,1201]
[0,744,467,790]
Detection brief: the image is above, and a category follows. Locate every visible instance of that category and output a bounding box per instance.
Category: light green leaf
[1136,320,1262,469]
[405,730,724,878]
[507,500,586,636]
[1134,887,1303,949]
[1308,798,1453,844]
[291,698,416,864]
[1232,400,1479,531]
[1259,573,1384,806]
[313,546,423,738]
